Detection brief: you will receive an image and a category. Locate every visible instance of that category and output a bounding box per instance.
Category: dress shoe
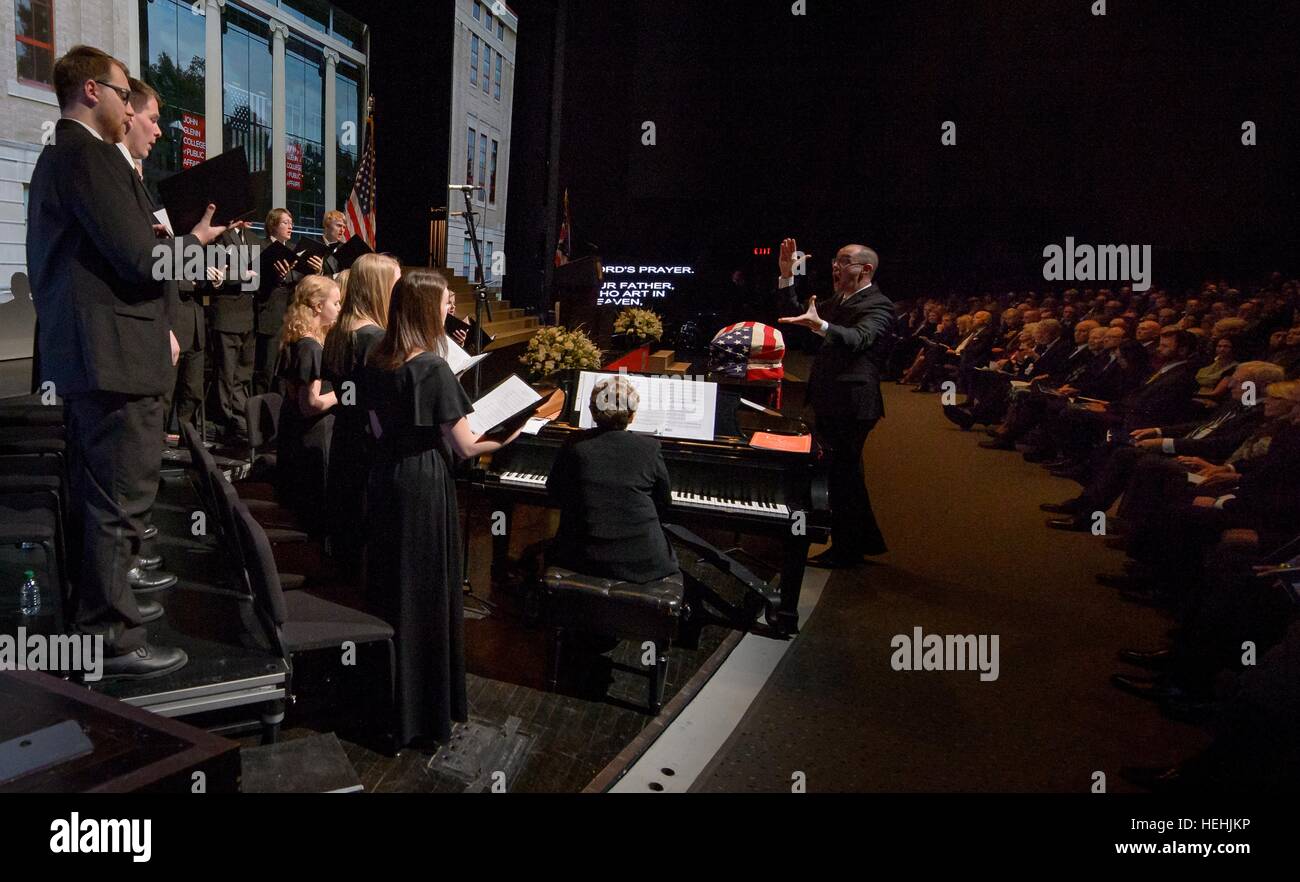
[1120,763,1195,793]
[1046,515,1089,532]
[136,598,164,624]
[979,437,1016,451]
[984,427,1001,437]
[1040,499,1083,514]
[1041,457,1075,470]
[1117,647,1172,670]
[942,405,976,430]
[1111,672,1184,702]
[808,549,863,569]
[1022,448,1057,463]
[129,567,178,593]
[100,644,188,680]
[136,553,163,571]
[142,524,159,541]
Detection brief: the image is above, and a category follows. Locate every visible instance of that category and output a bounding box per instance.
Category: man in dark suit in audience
[779,237,896,567]
[27,45,225,678]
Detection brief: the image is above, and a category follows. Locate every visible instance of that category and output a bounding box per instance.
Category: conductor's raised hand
[778,295,823,331]
[189,203,228,246]
[778,238,808,280]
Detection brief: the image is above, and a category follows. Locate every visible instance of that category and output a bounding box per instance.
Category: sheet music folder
[466,374,544,438]
[157,147,255,236]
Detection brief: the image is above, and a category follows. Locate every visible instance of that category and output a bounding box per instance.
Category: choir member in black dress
[546,376,679,583]
[275,275,341,534]
[321,253,400,572]
[362,270,523,748]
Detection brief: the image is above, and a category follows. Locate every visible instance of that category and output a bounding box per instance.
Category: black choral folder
[157,147,255,236]
[334,235,373,270]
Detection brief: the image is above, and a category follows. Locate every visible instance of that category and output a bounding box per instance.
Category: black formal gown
[323,324,385,572]
[362,352,472,747]
[276,337,335,534]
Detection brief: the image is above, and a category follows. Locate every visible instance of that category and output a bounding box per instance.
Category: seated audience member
[546,376,678,584]
[1196,333,1240,400]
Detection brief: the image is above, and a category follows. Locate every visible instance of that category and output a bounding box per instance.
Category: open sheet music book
[574,371,718,441]
[440,337,491,377]
[466,375,544,439]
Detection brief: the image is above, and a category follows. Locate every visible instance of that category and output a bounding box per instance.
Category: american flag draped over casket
[709,322,786,381]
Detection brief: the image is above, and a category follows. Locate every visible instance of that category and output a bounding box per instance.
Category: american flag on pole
[343,96,376,248]
[553,188,571,267]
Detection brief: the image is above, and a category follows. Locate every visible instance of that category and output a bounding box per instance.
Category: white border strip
[609,566,830,793]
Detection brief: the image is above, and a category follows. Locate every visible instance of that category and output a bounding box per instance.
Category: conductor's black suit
[785,278,896,557]
[27,119,201,654]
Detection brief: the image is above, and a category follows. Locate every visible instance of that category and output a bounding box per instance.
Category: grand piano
[461,374,830,635]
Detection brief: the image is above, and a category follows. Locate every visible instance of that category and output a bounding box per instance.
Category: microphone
[448,184,484,191]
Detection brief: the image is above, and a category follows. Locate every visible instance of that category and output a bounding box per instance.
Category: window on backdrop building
[481,45,490,95]
[463,235,471,280]
[477,133,487,203]
[222,5,274,221]
[285,37,326,234]
[494,53,501,100]
[330,6,365,50]
[466,125,475,185]
[497,17,504,39]
[15,0,55,86]
[335,60,363,211]
[280,0,329,35]
[140,0,207,198]
[489,140,497,205]
[472,1,480,21]
[485,240,493,281]
[469,34,478,85]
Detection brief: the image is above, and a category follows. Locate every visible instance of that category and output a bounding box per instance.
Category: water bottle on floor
[20,569,40,616]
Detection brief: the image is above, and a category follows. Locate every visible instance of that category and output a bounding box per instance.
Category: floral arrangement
[520,325,603,379]
[612,307,664,343]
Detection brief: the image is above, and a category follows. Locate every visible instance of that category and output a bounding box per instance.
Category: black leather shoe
[942,405,976,430]
[129,567,178,593]
[1046,516,1089,532]
[1111,672,1180,702]
[979,437,1016,450]
[136,553,163,571]
[807,549,863,569]
[1117,647,1172,670]
[1040,499,1083,514]
[1120,764,1194,793]
[137,598,164,624]
[142,524,159,541]
[100,644,188,680]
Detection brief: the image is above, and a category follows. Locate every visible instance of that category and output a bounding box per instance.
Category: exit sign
[752,246,772,256]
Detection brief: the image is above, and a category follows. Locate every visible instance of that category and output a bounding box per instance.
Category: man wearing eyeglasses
[27,45,227,679]
[779,238,897,567]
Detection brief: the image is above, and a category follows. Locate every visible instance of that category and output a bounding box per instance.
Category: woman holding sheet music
[362,270,522,748]
[322,254,401,574]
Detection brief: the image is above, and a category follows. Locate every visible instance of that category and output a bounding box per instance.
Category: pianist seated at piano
[545,376,679,584]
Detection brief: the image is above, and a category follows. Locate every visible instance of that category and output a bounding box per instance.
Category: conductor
[779,238,895,567]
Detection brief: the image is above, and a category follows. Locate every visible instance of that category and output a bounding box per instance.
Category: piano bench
[541,567,685,714]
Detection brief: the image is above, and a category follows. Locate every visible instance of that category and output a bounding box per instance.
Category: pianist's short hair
[590,376,639,430]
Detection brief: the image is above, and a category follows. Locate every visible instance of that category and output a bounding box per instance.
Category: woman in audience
[276,275,341,535]
[322,253,401,573]
[362,270,522,748]
[1196,333,1240,400]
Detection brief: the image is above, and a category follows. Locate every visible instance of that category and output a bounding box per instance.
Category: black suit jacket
[27,120,200,397]
[794,281,897,422]
[1223,422,1300,527]
[1117,361,1199,430]
[1029,336,1072,383]
[546,428,678,584]
[956,325,997,371]
[1164,403,1265,461]
[210,226,264,334]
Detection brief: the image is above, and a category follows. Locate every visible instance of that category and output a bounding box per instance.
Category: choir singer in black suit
[27,45,226,678]
[779,238,896,567]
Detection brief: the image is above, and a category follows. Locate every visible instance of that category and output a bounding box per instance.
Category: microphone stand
[457,186,495,615]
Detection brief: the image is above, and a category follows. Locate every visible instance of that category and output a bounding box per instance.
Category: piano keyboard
[494,471,789,518]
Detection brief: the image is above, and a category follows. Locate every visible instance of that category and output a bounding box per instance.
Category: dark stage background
[337,0,1300,309]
